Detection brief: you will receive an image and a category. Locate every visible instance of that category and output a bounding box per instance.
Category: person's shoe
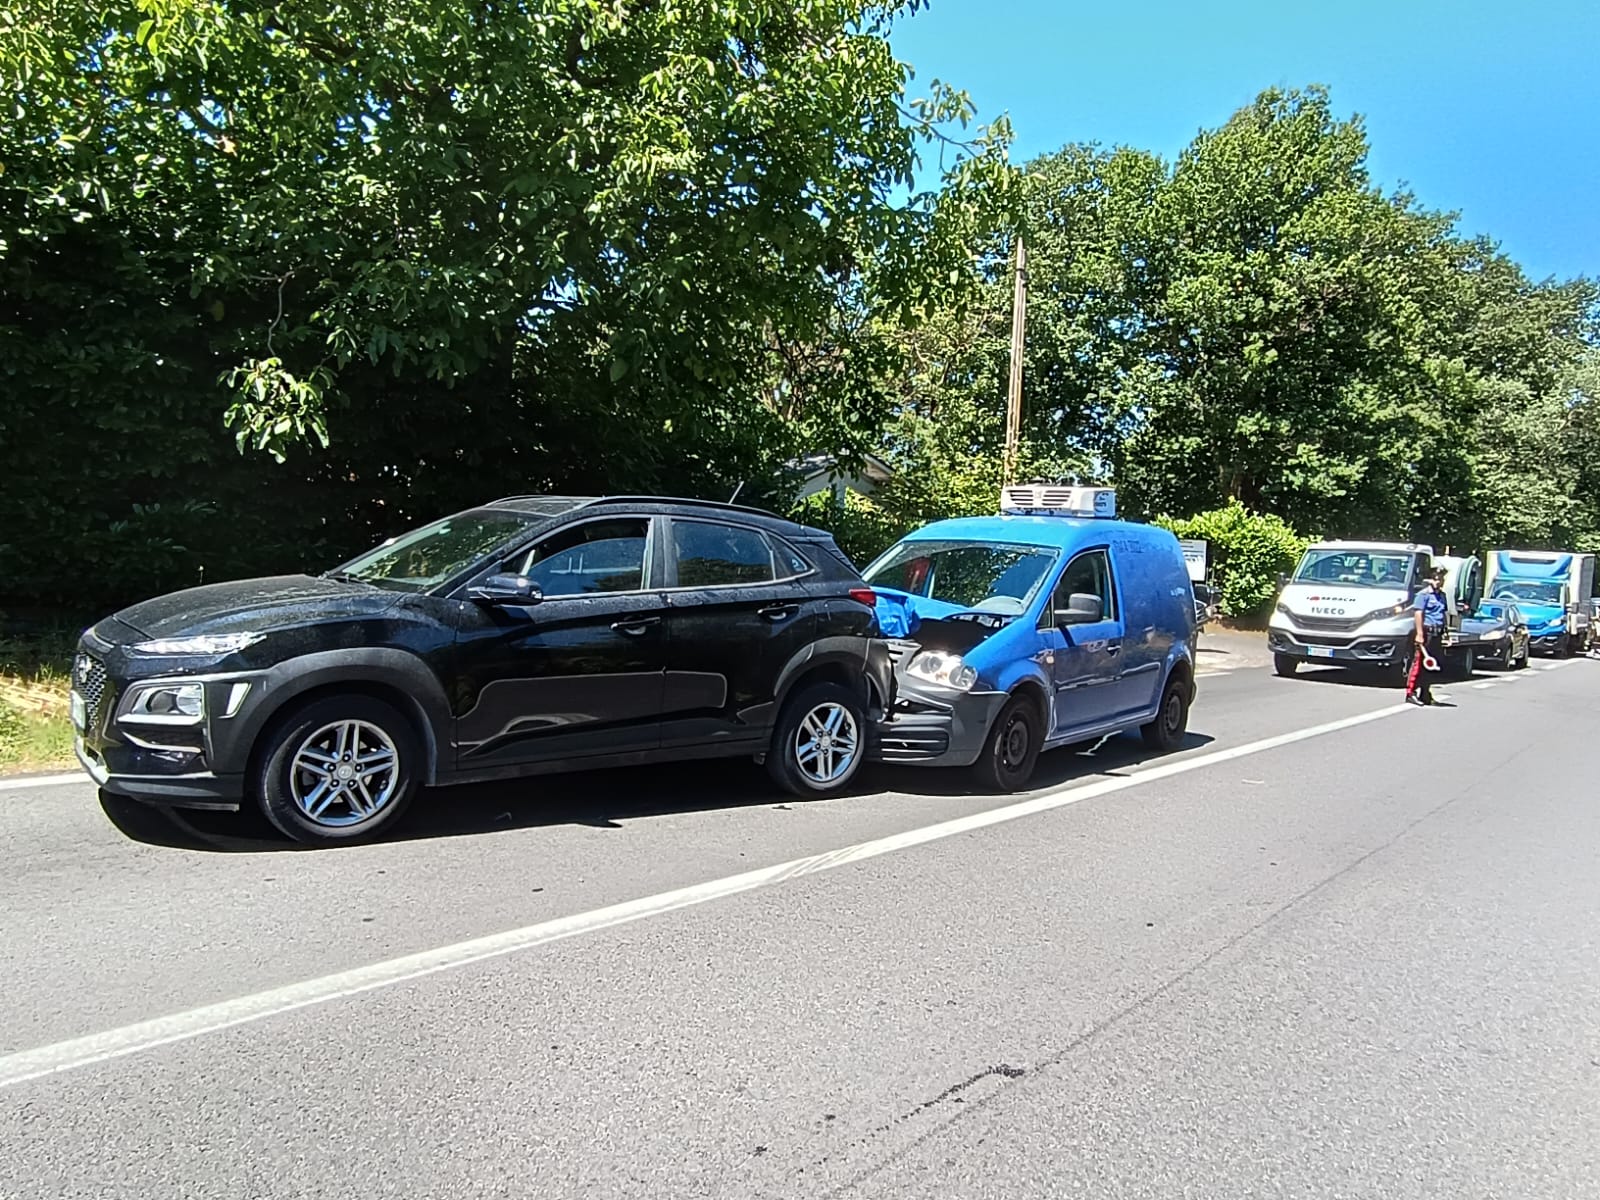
[1405,693,1427,707]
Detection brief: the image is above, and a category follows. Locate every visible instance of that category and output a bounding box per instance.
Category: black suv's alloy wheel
[767,682,868,797]
[257,695,420,845]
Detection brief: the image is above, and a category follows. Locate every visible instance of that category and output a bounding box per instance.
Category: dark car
[73,496,893,845]
[1464,598,1530,670]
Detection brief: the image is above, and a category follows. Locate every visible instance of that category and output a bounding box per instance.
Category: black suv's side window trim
[661,518,817,592]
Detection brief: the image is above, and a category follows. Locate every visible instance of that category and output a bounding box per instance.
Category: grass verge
[0,631,77,774]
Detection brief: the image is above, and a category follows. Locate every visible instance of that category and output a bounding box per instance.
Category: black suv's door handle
[758,604,799,622]
[611,616,661,635]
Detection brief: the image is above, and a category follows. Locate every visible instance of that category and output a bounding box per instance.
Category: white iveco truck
[1268,541,1486,679]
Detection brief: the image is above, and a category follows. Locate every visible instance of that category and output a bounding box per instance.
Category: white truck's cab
[1268,541,1485,677]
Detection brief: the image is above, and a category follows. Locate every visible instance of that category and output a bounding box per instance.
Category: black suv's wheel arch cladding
[220,650,450,785]
[771,638,877,721]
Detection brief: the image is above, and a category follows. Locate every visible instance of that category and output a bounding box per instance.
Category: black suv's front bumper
[71,624,252,809]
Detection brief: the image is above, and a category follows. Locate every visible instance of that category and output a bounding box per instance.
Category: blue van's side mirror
[1055,592,1103,626]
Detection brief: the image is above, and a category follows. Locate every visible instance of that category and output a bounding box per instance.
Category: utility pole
[1003,235,1028,486]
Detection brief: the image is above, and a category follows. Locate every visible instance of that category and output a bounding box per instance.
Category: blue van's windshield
[866,540,1058,616]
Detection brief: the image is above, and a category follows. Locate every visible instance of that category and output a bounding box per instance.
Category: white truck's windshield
[1291,549,1417,590]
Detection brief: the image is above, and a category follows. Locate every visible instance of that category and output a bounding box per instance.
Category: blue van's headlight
[906,651,978,692]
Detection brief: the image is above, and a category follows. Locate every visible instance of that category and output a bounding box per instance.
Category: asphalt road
[3,656,1597,1198]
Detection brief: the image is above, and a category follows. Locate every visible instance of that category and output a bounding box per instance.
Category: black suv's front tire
[255,695,420,845]
[767,681,868,798]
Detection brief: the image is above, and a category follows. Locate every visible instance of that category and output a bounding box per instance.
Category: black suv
[73,496,893,845]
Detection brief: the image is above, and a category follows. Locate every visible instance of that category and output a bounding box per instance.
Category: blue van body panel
[870,515,1197,768]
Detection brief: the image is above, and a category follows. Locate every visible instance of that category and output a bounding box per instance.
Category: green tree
[1,0,1014,609]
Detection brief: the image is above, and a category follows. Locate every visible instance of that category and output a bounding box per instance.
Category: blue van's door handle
[1105,641,1122,657]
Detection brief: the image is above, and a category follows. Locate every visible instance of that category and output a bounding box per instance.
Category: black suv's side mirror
[467,573,543,606]
[1055,592,1103,626]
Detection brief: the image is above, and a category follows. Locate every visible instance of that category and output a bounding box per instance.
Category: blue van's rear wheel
[972,695,1041,792]
[1141,675,1191,751]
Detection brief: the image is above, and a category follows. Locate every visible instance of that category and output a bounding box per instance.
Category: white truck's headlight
[126,683,205,719]
[131,633,263,656]
[1364,602,1409,622]
[906,651,978,692]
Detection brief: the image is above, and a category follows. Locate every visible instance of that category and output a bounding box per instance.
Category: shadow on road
[99,727,1217,854]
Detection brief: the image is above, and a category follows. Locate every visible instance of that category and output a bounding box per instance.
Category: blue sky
[890,0,1599,283]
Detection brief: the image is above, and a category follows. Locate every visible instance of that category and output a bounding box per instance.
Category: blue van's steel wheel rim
[794,702,860,785]
[1162,690,1184,736]
[290,719,400,827]
[1000,710,1030,768]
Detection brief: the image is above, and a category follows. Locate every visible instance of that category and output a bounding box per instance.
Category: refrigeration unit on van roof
[999,485,1116,519]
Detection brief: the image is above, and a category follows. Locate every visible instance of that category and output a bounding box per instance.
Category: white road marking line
[1472,681,1496,690]
[0,771,85,793]
[0,700,1412,1091]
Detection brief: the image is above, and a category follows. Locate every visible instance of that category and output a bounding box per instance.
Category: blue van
[862,487,1198,790]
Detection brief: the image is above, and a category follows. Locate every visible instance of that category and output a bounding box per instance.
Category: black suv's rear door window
[518,519,649,596]
[672,521,775,587]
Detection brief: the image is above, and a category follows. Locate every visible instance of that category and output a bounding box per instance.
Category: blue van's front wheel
[973,695,1042,792]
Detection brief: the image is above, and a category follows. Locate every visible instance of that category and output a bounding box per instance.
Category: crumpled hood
[874,590,1017,655]
[111,574,401,640]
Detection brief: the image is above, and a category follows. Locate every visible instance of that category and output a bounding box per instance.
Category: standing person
[1406,565,1448,706]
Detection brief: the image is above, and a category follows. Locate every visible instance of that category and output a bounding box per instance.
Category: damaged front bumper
[875,682,1010,768]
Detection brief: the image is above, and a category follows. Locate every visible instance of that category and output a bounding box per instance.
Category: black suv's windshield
[1291,549,1417,590]
[333,510,540,592]
[865,540,1058,616]
[1492,579,1563,605]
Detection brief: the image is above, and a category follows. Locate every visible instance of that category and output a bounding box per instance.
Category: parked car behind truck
[1484,550,1596,657]
[864,486,1198,791]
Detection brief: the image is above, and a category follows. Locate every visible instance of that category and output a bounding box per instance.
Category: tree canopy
[2,8,1595,616]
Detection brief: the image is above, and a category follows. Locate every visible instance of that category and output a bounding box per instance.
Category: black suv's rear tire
[255,695,421,845]
[971,694,1042,793]
[766,681,868,797]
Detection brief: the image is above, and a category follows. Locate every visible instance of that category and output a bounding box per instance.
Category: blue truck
[1483,550,1597,657]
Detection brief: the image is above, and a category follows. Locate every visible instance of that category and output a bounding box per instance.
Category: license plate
[1308,646,1337,659]
[69,691,86,732]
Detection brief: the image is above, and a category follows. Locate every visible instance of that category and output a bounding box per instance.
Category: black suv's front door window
[672,521,775,587]
[516,519,649,596]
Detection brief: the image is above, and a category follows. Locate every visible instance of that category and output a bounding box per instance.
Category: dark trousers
[1406,627,1444,701]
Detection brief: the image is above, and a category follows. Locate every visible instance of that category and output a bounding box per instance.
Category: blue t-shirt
[1413,586,1447,629]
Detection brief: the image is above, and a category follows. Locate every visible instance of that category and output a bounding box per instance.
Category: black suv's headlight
[130,633,263,656]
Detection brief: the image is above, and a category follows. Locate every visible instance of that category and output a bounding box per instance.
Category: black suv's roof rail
[581,495,787,521]
[489,494,597,506]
